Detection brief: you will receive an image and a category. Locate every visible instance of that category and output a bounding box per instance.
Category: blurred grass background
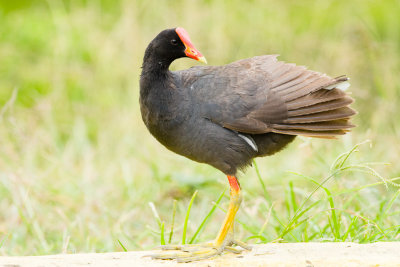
[0,0,399,256]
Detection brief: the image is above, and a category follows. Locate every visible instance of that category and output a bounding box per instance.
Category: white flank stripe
[238,134,258,152]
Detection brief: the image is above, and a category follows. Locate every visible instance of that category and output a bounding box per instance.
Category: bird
[140,27,356,262]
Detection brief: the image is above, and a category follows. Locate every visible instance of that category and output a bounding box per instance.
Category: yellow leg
[214,175,243,247]
[150,175,251,262]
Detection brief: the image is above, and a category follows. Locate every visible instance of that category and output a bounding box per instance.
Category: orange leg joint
[227,175,241,194]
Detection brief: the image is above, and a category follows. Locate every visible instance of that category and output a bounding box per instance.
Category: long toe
[176,248,221,263]
[150,246,221,262]
[150,240,251,263]
[158,242,214,252]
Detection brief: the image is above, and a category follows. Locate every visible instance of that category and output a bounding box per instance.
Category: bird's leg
[214,175,248,249]
[150,175,251,262]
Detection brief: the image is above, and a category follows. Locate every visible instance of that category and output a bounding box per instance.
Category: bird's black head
[150,28,186,63]
[143,27,207,70]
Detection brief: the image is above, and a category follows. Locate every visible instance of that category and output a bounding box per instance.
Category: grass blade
[182,190,198,245]
[148,201,166,245]
[287,181,298,216]
[253,159,272,204]
[323,188,340,240]
[330,140,370,172]
[383,189,400,218]
[168,199,177,244]
[257,202,274,237]
[253,159,286,233]
[189,189,226,244]
[117,239,128,252]
[160,221,165,245]
[148,202,162,226]
[341,216,358,241]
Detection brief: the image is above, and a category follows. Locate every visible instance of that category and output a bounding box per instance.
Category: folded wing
[179,55,356,139]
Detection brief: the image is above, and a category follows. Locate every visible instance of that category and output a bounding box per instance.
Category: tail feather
[271,70,313,91]
[270,66,307,88]
[270,63,296,79]
[271,128,348,139]
[272,119,355,131]
[276,73,322,96]
[286,88,347,110]
[282,77,334,102]
[287,97,354,117]
[283,107,356,124]
[270,77,356,139]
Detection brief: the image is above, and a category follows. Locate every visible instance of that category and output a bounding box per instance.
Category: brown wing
[180,55,356,139]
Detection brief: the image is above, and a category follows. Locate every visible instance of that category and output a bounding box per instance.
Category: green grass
[0,0,400,256]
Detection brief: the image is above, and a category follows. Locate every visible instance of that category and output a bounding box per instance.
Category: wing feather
[179,55,356,139]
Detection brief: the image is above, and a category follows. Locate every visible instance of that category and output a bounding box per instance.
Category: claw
[232,239,252,250]
[225,246,242,254]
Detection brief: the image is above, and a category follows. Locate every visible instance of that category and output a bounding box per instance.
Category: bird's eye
[171,39,178,45]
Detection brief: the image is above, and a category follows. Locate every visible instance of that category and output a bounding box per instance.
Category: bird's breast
[140,89,192,151]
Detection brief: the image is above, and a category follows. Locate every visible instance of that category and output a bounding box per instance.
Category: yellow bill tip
[198,56,207,64]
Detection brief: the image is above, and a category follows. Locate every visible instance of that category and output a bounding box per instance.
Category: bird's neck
[141,44,173,78]
[140,45,177,104]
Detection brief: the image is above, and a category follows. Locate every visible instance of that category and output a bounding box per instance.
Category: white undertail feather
[324,81,350,91]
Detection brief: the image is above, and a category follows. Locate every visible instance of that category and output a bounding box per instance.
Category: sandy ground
[0,242,399,267]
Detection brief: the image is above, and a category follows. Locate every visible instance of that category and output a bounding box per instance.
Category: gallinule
[140,27,356,262]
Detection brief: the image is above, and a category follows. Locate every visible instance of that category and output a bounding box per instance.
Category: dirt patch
[0,242,399,267]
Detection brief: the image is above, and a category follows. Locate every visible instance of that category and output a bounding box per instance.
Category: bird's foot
[149,240,251,263]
